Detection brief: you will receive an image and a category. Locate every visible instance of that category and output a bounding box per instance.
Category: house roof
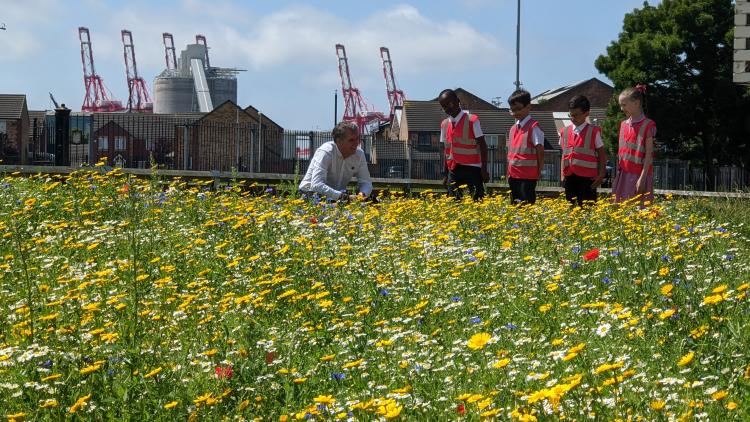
[432,88,499,110]
[531,78,614,110]
[0,94,27,120]
[89,112,205,141]
[244,104,284,131]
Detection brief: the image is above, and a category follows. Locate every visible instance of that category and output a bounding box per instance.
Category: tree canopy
[595,0,750,183]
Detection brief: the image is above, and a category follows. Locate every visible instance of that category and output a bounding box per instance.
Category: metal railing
[25,113,750,192]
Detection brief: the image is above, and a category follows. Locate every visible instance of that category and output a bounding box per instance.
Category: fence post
[53,105,71,166]
[406,139,412,194]
[182,125,189,170]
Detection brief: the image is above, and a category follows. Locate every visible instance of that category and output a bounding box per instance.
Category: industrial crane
[163,32,177,71]
[121,29,153,112]
[335,43,384,135]
[380,47,405,119]
[78,27,124,112]
[195,34,211,68]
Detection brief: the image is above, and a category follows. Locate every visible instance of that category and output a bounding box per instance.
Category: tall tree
[595,0,750,189]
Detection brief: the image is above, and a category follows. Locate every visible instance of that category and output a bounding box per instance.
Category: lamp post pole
[514,0,521,91]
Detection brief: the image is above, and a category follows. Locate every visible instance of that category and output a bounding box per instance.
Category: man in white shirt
[298,121,372,201]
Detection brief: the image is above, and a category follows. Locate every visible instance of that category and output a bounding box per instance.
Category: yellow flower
[144,367,163,379]
[712,284,728,294]
[568,343,586,354]
[313,395,336,405]
[493,358,511,368]
[79,364,101,375]
[659,267,669,276]
[711,390,728,401]
[320,354,335,362]
[650,400,666,410]
[41,374,62,382]
[660,284,673,295]
[69,394,92,413]
[202,349,218,357]
[594,361,624,375]
[538,304,552,313]
[164,401,178,409]
[546,283,559,292]
[342,359,364,369]
[659,309,676,320]
[467,332,491,350]
[39,399,58,408]
[293,377,307,384]
[677,352,694,367]
[726,401,738,410]
[562,352,578,362]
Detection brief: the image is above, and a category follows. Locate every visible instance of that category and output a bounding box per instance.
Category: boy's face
[509,102,530,121]
[568,107,589,126]
[439,94,461,118]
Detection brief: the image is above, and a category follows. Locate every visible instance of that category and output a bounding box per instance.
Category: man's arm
[356,154,373,197]
[592,146,607,188]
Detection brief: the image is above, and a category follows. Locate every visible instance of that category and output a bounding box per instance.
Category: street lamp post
[514,0,521,91]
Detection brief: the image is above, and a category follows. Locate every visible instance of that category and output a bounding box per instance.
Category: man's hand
[560,174,566,187]
[480,168,489,183]
[636,176,645,194]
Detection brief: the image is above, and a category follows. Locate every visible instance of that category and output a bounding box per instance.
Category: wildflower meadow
[0,168,749,421]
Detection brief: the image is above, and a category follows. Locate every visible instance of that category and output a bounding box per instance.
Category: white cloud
[0,0,62,62]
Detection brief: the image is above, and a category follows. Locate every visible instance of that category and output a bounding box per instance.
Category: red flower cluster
[215,365,233,379]
[583,248,600,261]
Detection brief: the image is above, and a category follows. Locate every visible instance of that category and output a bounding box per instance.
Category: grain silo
[153,35,242,113]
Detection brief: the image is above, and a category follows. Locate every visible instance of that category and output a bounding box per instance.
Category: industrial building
[153,36,242,114]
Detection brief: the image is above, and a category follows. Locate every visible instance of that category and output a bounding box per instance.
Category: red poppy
[309,216,318,224]
[214,365,233,379]
[583,248,600,261]
[456,403,466,415]
[265,351,277,364]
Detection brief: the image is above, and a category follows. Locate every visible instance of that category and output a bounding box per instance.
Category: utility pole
[334,89,338,127]
[514,0,521,91]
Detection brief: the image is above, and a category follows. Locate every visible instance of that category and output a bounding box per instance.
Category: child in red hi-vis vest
[559,95,607,206]
[613,84,656,204]
[439,89,489,201]
[507,89,545,204]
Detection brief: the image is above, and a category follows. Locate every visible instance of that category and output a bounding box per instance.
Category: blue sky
[0,0,658,129]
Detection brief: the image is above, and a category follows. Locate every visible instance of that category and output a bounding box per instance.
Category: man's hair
[438,89,459,102]
[508,89,531,107]
[332,121,358,141]
[568,95,591,113]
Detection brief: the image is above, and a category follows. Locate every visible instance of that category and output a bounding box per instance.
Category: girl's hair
[620,84,647,111]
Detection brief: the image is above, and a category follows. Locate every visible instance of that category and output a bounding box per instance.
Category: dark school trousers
[563,173,597,206]
[508,177,537,204]
[447,164,484,201]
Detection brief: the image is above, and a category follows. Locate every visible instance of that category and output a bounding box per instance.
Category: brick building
[0,94,29,164]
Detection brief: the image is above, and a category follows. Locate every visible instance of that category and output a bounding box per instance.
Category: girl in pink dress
[612,84,656,204]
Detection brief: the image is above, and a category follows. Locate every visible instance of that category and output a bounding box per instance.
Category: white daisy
[595,323,611,337]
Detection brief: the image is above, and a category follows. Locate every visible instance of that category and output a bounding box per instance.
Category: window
[418,132,432,147]
[98,137,108,151]
[115,136,126,151]
[485,135,499,148]
[0,120,6,135]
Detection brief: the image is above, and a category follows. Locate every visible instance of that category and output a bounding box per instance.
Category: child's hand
[636,176,645,193]
[591,176,604,189]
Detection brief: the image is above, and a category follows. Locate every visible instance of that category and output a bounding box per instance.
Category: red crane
[121,29,153,112]
[380,47,405,119]
[78,27,124,112]
[335,43,384,135]
[195,34,211,68]
[163,32,177,70]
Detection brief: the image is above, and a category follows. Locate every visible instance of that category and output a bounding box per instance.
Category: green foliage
[595,0,750,171]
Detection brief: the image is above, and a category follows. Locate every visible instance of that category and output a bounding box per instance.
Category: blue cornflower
[451,296,462,302]
[470,316,482,324]
[331,372,346,381]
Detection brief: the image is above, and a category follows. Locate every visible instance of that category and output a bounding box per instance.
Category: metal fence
[27,112,750,192]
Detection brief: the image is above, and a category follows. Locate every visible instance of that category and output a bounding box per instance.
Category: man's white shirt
[298,141,372,199]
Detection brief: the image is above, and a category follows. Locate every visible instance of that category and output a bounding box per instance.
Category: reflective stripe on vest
[562,125,599,177]
[618,117,653,174]
[445,113,480,169]
[507,118,540,179]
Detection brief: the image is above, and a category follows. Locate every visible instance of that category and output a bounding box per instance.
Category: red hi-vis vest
[443,113,481,170]
[561,124,600,178]
[618,117,655,175]
[507,118,540,179]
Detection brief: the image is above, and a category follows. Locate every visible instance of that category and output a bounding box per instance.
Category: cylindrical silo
[153,76,195,113]
[209,77,237,107]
